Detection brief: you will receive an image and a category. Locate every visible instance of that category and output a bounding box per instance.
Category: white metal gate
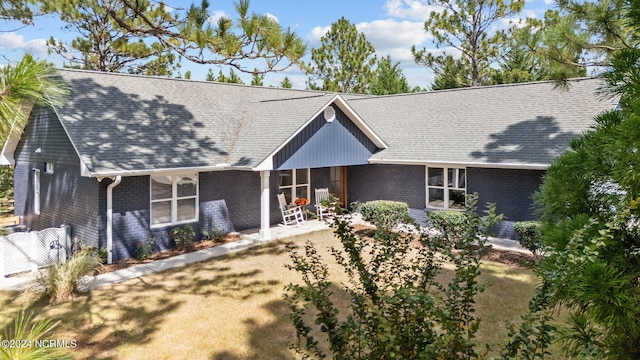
[0,225,70,277]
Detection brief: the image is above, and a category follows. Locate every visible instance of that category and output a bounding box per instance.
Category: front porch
[241,219,330,243]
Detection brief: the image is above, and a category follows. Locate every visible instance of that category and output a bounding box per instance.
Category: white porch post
[259,170,272,240]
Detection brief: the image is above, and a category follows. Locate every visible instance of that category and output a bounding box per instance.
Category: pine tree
[251,68,264,86]
[214,69,244,84]
[531,2,640,357]
[0,54,68,140]
[412,0,525,87]
[41,0,178,75]
[279,76,293,88]
[102,0,306,74]
[369,55,411,95]
[307,17,376,93]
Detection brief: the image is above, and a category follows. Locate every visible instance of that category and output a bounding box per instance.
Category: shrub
[83,246,106,264]
[39,248,101,303]
[171,224,195,251]
[96,247,108,264]
[136,233,155,260]
[320,192,345,215]
[285,195,503,359]
[428,210,466,245]
[360,200,410,230]
[202,227,225,243]
[514,221,544,265]
[0,310,71,359]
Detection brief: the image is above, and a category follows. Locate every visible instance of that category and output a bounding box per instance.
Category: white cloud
[208,10,227,24]
[308,19,430,62]
[0,33,48,55]
[357,19,430,53]
[265,13,279,23]
[307,25,331,46]
[384,0,440,21]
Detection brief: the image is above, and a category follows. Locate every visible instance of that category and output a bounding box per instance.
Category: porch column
[259,170,272,240]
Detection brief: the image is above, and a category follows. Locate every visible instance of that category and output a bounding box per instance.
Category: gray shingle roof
[347,78,618,168]
[52,70,618,175]
[55,69,334,175]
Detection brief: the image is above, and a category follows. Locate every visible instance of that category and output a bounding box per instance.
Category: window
[44,162,54,174]
[427,167,466,209]
[150,173,198,227]
[278,169,310,204]
[33,169,40,215]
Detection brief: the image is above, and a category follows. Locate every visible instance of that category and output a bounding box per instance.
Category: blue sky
[0,0,556,89]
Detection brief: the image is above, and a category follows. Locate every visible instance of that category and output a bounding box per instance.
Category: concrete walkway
[0,219,528,292]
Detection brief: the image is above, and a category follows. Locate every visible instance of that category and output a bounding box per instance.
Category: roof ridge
[259,94,331,102]
[349,76,603,101]
[55,67,335,95]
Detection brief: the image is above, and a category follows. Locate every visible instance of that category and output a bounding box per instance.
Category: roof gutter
[369,159,550,170]
[84,164,252,178]
[106,176,121,264]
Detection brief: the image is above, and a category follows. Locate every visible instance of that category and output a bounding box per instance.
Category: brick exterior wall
[107,170,286,261]
[467,167,545,238]
[310,167,331,206]
[108,176,151,260]
[347,164,426,209]
[346,165,544,239]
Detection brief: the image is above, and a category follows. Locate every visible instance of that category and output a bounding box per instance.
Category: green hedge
[428,210,466,241]
[514,221,543,264]
[360,200,410,230]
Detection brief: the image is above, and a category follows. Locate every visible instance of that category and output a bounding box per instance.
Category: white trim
[106,175,122,264]
[426,166,467,210]
[278,168,310,203]
[32,168,40,215]
[259,171,272,240]
[254,94,388,171]
[253,157,273,172]
[1,101,35,166]
[370,158,549,170]
[83,164,252,178]
[150,173,199,228]
[331,96,388,148]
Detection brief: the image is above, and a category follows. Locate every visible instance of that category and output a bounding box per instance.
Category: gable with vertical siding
[274,104,380,170]
[15,106,80,167]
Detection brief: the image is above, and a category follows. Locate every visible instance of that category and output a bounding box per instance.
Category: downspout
[106,176,122,264]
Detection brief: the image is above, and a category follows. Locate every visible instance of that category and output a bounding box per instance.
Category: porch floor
[239,219,330,242]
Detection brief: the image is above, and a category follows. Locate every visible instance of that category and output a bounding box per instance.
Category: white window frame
[426,166,466,210]
[150,173,199,228]
[44,162,54,174]
[33,168,40,215]
[278,168,310,204]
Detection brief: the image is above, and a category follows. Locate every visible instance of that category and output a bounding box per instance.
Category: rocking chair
[277,193,305,226]
[315,188,336,219]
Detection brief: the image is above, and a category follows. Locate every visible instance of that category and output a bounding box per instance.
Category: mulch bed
[97,224,533,275]
[98,233,241,274]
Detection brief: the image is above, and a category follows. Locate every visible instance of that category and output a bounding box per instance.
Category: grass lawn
[0,229,549,359]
